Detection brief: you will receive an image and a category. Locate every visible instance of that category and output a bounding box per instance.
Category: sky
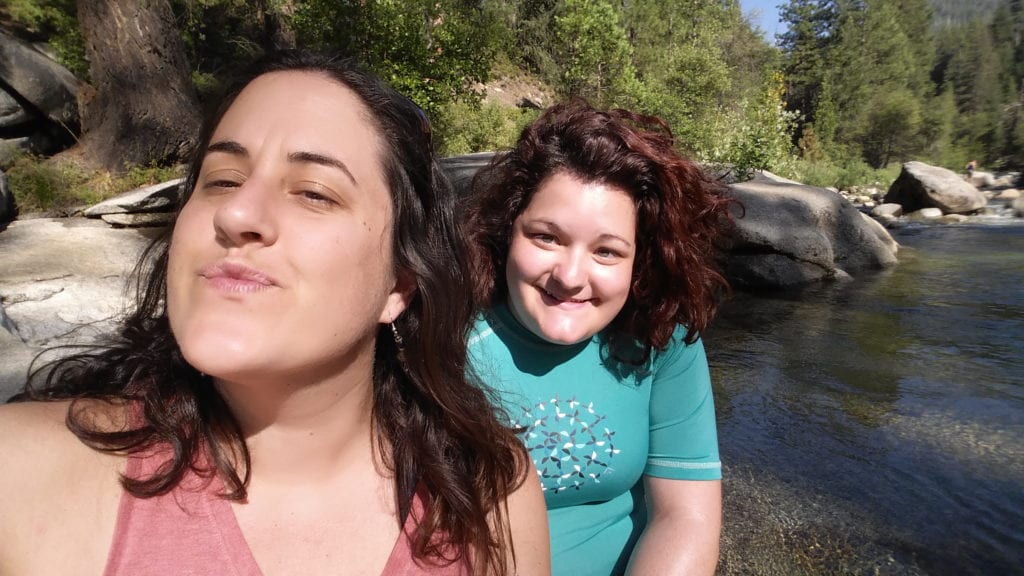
[739,0,785,43]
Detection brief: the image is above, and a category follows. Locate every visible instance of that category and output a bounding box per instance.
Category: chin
[177,332,263,377]
[535,325,594,346]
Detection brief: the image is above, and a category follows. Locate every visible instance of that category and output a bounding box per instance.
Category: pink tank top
[103,450,467,575]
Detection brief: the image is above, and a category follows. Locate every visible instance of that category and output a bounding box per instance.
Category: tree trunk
[75,0,199,172]
[257,0,297,52]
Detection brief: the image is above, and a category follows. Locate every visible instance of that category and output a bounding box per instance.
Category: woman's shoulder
[0,400,126,573]
[0,398,127,495]
[0,399,126,460]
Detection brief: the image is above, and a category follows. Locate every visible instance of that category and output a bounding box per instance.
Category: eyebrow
[205,140,358,185]
[528,219,634,248]
[288,151,357,186]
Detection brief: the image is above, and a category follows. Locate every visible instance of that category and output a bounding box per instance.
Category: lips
[539,287,591,308]
[199,260,279,293]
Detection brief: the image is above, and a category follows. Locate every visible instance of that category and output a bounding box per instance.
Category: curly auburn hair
[14,51,526,576]
[465,98,733,361]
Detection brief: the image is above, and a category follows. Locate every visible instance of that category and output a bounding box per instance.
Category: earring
[390,321,406,363]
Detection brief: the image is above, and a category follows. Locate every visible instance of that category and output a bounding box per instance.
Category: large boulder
[0,30,80,128]
[725,172,898,288]
[884,161,987,214]
[0,30,81,157]
[0,218,160,397]
[440,152,495,194]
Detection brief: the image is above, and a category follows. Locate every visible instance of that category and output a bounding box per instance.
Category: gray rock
[872,203,903,218]
[968,171,997,189]
[885,161,987,214]
[907,207,943,220]
[0,217,166,397]
[84,178,184,217]
[872,214,897,228]
[1014,197,1024,217]
[940,214,968,224]
[724,172,899,288]
[100,212,176,227]
[0,89,32,128]
[995,189,1021,200]
[1,169,14,223]
[0,317,35,401]
[0,30,80,127]
[440,152,495,195]
[0,137,31,165]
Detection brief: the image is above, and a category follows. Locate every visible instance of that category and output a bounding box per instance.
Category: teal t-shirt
[468,304,721,576]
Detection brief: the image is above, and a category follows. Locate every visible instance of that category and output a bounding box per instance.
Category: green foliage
[6,153,182,214]
[551,0,637,107]
[0,0,87,77]
[170,0,266,95]
[860,88,923,168]
[721,71,798,174]
[434,101,539,156]
[292,0,504,115]
[783,156,901,190]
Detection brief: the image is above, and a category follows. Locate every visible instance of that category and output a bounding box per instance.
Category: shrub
[434,100,539,157]
[782,156,900,191]
[6,153,183,215]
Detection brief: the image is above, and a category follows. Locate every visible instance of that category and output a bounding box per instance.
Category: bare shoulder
[0,400,126,574]
[0,399,125,476]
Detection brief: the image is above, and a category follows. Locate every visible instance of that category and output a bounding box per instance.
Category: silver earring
[390,322,406,362]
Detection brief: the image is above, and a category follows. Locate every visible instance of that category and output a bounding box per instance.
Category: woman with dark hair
[464,99,731,575]
[0,51,549,575]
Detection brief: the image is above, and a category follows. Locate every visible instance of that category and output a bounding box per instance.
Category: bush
[782,156,901,191]
[6,154,182,214]
[434,100,539,157]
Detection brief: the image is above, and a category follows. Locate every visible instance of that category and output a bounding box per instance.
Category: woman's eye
[296,189,337,207]
[205,179,240,189]
[200,168,245,192]
[531,233,556,244]
[595,247,622,259]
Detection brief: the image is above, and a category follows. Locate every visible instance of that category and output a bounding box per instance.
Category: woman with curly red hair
[464,99,733,575]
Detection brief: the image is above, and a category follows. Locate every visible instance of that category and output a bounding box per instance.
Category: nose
[212,179,278,248]
[550,249,587,292]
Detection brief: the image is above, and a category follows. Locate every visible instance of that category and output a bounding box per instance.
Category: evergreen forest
[2,0,1022,193]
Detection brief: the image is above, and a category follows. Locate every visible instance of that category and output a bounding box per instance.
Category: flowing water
[706,221,1024,575]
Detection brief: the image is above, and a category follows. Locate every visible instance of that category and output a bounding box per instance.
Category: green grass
[780,157,902,191]
[5,154,183,215]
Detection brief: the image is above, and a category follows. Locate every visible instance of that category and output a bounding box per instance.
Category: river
[706,220,1024,575]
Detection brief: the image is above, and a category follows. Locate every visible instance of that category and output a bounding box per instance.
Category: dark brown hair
[465,98,733,361]
[14,51,525,576]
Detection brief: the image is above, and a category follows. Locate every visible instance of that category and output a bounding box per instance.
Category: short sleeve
[644,331,722,481]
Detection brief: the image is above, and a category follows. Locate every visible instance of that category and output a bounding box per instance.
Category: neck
[215,353,380,488]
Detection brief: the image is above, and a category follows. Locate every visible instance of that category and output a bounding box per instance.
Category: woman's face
[505,171,637,345]
[167,71,410,386]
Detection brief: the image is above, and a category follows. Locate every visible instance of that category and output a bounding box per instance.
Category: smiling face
[505,171,637,345]
[166,71,411,387]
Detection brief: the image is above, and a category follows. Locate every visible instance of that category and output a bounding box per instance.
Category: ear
[379,269,417,323]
